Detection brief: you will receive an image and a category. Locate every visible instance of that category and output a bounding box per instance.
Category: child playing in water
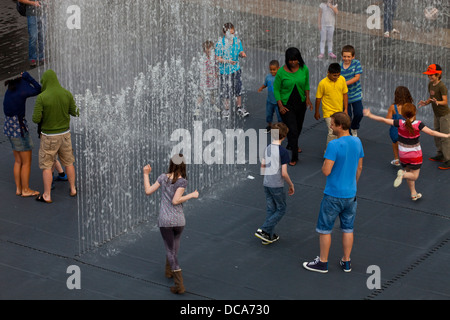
[364,104,450,201]
[258,60,281,133]
[386,86,413,166]
[318,0,338,59]
[196,40,219,117]
[143,154,199,294]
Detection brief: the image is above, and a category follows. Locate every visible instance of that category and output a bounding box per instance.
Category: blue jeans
[266,101,282,123]
[383,0,397,32]
[27,15,45,61]
[261,186,286,236]
[316,194,357,234]
[347,100,363,130]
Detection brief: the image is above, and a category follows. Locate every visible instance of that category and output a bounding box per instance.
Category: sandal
[393,169,404,188]
[411,193,422,201]
[35,194,52,204]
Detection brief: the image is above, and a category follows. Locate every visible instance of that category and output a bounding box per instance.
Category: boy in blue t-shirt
[258,60,282,133]
[340,45,364,137]
[255,122,295,244]
[303,112,364,273]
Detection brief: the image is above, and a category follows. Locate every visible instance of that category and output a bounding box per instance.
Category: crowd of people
[3,1,449,295]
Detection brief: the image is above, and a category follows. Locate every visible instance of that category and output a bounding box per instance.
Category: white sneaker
[237,107,249,117]
[384,31,390,37]
[351,129,357,137]
[393,169,405,187]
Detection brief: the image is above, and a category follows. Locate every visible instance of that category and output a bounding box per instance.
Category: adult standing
[383,0,400,37]
[273,47,313,166]
[3,72,41,197]
[32,69,79,203]
[303,112,364,273]
[18,0,45,67]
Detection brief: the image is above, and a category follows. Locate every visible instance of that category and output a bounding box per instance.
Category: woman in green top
[273,47,313,166]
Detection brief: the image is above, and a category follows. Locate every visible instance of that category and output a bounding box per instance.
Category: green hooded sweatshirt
[32,69,79,134]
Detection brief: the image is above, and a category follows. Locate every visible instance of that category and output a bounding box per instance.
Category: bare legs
[397,168,420,197]
[12,150,38,196]
[42,164,76,202]
[319,232,353,263]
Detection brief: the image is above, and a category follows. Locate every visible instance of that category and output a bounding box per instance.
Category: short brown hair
[270,122,289,140]
[331,112,351,130]
[222,22,234,34]
[341,45,355,57]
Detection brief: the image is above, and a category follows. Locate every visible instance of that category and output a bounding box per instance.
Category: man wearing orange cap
[419,64,449,170]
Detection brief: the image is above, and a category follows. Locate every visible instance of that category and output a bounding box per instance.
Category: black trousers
[280,100,307,162]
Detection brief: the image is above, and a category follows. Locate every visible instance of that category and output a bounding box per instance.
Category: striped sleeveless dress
[394,119,425,169]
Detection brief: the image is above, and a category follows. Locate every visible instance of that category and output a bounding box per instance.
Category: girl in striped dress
[364,104,450,200]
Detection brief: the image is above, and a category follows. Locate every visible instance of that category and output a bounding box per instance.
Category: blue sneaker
[340,259,352,272]
[303,256,328,273]
[54,173,68,181]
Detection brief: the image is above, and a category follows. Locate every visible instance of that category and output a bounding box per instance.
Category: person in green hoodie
[32,69,79,203]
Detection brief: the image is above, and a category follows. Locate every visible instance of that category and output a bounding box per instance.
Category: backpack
[16,1,27,16]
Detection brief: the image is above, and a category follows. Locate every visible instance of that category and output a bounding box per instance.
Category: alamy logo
[170,121,280,175]
[366,5,381,30]
[66,265,81,289]
[66,5,81,30]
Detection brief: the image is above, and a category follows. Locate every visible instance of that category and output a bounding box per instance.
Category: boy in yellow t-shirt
[315,63,348,147]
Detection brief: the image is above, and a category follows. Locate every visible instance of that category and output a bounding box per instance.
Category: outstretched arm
[363,109,394,126]
[422,126,450,139]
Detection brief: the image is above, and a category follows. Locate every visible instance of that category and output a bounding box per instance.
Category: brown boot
[165,258,173,278]
[170,269,185,294]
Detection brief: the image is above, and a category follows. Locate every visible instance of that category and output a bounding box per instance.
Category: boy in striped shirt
[340,45,363,137]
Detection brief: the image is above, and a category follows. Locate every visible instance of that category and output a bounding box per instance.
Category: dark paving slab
[1,73,450,302]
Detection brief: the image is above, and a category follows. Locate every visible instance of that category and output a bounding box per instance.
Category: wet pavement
[0,0,29,81]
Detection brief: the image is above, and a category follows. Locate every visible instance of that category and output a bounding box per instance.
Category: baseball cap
[423,64,442,75]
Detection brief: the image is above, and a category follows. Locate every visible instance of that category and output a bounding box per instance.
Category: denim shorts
[8,132,34,152]
[316,194,357,234]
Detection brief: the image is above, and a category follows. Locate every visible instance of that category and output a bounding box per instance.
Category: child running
[143,154,199,294]
[255,122,294,244]
[364,104,450,201]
